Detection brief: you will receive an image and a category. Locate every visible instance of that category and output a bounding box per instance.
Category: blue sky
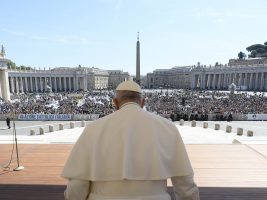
[1,0,267,75]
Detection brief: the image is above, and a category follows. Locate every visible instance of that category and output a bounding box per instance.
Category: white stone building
[107,70,130,89]
[147,66,191,89]
[191,58,267,91]
[7,66,130,94]
[147,59,267,91]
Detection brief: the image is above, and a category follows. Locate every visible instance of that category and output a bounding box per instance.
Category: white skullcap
[116,80,142,93]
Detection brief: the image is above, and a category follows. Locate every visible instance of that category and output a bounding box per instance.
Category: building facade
[147,58,267,91]
[191,58,267,91]
[108,70,130,89]
[7,66,129,94]
[147,66,191,89]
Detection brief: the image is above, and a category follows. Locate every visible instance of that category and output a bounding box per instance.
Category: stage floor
[0,144,267,200]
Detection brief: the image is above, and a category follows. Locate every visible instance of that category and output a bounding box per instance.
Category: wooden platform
[1,144,267,200]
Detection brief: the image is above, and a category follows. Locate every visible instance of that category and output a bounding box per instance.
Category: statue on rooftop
[0,45,6,58]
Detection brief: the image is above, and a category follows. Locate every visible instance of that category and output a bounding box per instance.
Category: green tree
[7,61,16,69]
[249,50,257,58]
[246,43,267,58]
[238,51,246,59]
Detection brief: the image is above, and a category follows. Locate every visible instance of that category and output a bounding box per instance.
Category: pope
[62,80,199,200]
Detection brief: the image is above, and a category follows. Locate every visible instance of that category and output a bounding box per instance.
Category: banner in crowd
[73,114,99,121]
[18,114,72,121]
[247,114,267,121]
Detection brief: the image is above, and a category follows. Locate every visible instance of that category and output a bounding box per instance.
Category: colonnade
[8,76,87,93]
[192,72,267,91]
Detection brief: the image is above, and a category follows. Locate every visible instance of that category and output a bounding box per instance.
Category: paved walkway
[0,122,267,199]
[1,144,267,199]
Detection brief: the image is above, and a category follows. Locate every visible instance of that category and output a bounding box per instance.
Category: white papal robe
[62,102,199,200]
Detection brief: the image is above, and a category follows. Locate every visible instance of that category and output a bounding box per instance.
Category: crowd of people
[0,89,266,120]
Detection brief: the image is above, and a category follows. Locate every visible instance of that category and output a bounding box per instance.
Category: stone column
[212,74,216,89]
[260,72,264,91]
[35,77,38,92]
[191,74,195,89]
[229,73,232,84]
[235,73,239,85]
[15,77,19,93]
[228,73,232,86]
[249,73,253,90]
[49,77,52,89]
[202,74,207,90]
[68,77,71,91]
[18,77,23,93]
[75,77,79,91]
[44,77,47,92]
[0,69,11,101]
[30,77,33,92]
[255,73,259,90]
[59,77,62,91]
[40,77,43,92]
[64,77,67,91]
[54,77,57,92]
[238,73,242,86]
[207,74,211,89]
[10,77,14,93]
[223,74,227,89]
[244,73,248,88]
[24,77,29,92]
[218,74,221,89]
[226,74,229,87]
[83,77,87,91]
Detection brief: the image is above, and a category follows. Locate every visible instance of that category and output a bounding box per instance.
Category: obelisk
[136,32,140,85]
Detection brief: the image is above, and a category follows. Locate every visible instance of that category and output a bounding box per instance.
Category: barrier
[2,113,266,121]
[191,120,196,127]
[49,125,54,132]
[179,119,184,126]
[247,114,267,121]
[226,125,232,133]
[73,114,99,121]
[203,122,208,128]
[81,121,86,127]
[59,124,64,130]
[0,114,100,121]
[237,128,243,136]
[215,124,220,130]
[30,129,35,136]
[39,127,44,135]
[18,114,72,121]
[247,130,253,137]
[70,122,75,129]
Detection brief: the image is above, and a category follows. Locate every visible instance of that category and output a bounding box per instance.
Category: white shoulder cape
[62,104,193,181]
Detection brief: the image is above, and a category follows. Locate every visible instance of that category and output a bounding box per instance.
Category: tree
[246,43,267,58]
[238,51,246,59]
[7,61,16,69]
[246,44,266,52]
[249,50,257,58]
